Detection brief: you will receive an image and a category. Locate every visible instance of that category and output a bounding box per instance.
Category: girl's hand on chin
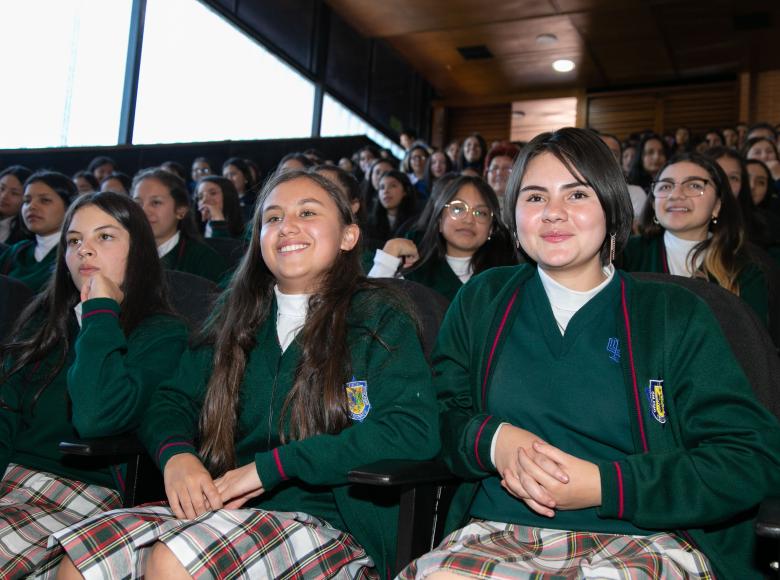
[81,273,124,304]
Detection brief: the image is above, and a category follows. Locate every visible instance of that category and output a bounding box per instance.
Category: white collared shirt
[157,231,181,258]
[34,232,60,262]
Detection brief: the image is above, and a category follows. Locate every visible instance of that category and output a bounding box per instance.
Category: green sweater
[0,298,188,491]
[0,240,56,292]
[138,289,440,578]
[406,258,463,302]
[622,234,769,325]
[434,264,780,579]
[160,236,229,283]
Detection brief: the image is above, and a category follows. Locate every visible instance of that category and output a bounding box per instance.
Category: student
[364,169,420,252]
[222,157,257,223]
[194,176,244,239]
[0,171,76,291]
[457,133,487,174]
[0,192,187,578]
[132,168,228,283]
[99,172,131,196]
[742,136,780,186]
[0,165,32,245]
[484,143,519,209]
[369,176,516,301]
[422,150,453,198]
[626,133,667,192]
[53,170,440,580]
[72,171,99,196]
[276,152,315,173]
[86,156,116,184]
[622,153,772,325]
[400,128,780,580]
[360,158,395,214]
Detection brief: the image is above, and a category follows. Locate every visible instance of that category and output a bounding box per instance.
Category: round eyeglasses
[444,200,493,224]
[652,178,711,198]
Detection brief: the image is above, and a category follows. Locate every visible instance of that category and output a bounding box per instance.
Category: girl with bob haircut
[369,175,518,301]
[132,168,228,282]
[0,192,187,578]
[1,171,77,292]
[53,170,439,580]
[195,175,245,239]
[400,127,780,580]
[623,153,773,326]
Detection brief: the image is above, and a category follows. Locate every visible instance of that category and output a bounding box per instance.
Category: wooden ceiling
[325,0,780,102]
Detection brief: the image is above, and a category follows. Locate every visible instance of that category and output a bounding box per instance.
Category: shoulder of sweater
[128,311,189,338]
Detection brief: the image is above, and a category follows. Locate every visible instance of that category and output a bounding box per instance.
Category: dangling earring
[608,232,616,264]
[711,215,719,225]
[653,215,660,225]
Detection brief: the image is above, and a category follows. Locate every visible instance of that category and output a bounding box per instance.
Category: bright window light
[133,0,314,144]
[321,94,404,159]
[0,1,132,148]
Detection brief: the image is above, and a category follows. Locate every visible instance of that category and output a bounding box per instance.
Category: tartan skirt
[0,463,122,580]
[46,503,378,579]
[398,520,714,579]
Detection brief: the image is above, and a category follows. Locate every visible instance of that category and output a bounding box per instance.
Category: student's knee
[56,556,84,580]
[145,541,192,580]
[425,572,471,580]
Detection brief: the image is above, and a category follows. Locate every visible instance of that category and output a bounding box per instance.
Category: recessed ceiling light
[536,33,558,45]
[552,59,575,72]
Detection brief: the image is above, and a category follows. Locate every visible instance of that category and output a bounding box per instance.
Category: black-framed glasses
[444,200,493,224]
[651,177,711,198]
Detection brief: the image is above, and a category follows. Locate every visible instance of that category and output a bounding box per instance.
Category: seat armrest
[59,434,145,457]
[348,458,454,486]
[755,497,780,539]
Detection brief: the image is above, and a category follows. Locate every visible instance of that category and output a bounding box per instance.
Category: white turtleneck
[445,255,472,283]
[663,230,704,277]
[157,231,181,258]
[538,264,616,334]
[490,263,616,464]
[34,232,60,262]
[274,285,310,352]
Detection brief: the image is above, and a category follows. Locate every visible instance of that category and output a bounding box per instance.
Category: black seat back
[164,269,220,330]
[203,237,247,272]
[0,274,34,342]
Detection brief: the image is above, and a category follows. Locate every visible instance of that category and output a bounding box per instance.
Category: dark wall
[0,135,374,181]
[202,0,432,141]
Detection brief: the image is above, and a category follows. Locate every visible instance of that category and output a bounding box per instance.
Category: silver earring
[653,216,660,225]
[711,215,719,225]
[608,232,616,264]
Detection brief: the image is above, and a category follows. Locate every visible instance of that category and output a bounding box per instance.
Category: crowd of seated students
[0,123,778,579]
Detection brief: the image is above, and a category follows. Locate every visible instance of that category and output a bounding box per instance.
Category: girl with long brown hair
[54,170,439,580]
[622,152,772,325]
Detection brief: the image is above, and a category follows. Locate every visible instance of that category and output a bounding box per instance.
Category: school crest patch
[346,378,371,422]
[647,379,666,424]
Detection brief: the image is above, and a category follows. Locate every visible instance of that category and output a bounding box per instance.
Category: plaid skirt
[46,503,378,579]
[0,463,122,580]
[398,520,714,579]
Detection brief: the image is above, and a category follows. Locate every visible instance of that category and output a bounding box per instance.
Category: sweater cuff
[469,415,504,473]
[156,437,198,470]
[80,298,121,325]
[368,249,402,278]
[597,460,636,521]
[255,447,292,492]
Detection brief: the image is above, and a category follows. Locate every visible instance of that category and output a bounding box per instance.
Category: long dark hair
[457,133,487,172]
[367,170,419,243]
[1,192,174,405]
[132,168,200,240]
[195,176,244,238]
[639,153,748,294]
[627,133,668,192]
[407,176,516,276]
[197,170,398,475]
[504,128,634,266]
[422,150,453,193]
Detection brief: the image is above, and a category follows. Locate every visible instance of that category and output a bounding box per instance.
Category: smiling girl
[53,170,439,580]
[0,172,76,291]
[0,192,187,578]
[622,153,772,326]
[369,176,517,301]
[400,128,780,580]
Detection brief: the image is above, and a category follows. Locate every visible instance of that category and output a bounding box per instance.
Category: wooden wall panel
[446,104,511,145]
[754,71,780,125]
[586,82,737,140]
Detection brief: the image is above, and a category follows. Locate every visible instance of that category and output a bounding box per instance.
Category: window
[321,94,405,159]
[0,1,132,148]
[132,0,314,144]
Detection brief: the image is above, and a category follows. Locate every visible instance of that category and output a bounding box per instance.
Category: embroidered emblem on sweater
[607,337,620,363]
[647,379,666,424]
[346,378,371,422]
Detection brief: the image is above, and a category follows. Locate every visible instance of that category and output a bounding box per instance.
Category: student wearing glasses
[621,153,771,325]
[368,176,517,301]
